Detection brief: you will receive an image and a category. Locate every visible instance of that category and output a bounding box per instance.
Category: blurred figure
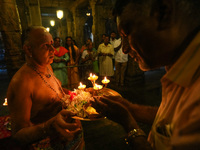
[81,41,98,85]
[100,34,106,44]
[80,38,92,54]
[114,37,128,86]
[51,37,69,87]
[65,36,80,90]
[97,35,114,79]
[110,31,117,69]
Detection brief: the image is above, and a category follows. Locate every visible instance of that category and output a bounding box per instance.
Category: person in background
[79,38,92,79]
[81,41,98,85]
[65,36,80,90]
[7,26,84,149]
[92,0,200,150]
[51,37,69,87]
[100,34,106,44]
[80,38,92,55]
[72,39,78,47]
[114,37,128,87]
[110,31,117,70]
[110,31,117,69]
[97,35,114,79]
[110,31,117,46]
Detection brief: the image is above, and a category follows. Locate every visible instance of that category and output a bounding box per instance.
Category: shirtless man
[7,26,84,149]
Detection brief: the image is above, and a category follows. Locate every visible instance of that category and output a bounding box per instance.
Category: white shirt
[114,38,128,63]
[148,32,200,150]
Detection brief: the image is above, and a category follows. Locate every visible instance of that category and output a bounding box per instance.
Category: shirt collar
[162,32,200,87]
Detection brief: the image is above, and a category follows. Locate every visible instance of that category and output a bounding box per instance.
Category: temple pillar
[89,0,98,47]
[29,0,42,26]
[16,0,29,30]
[0,0,23,77]
[71,8,86,47]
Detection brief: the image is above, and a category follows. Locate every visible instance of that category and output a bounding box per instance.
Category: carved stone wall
[0,0,23,77]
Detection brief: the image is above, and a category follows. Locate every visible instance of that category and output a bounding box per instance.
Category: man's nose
[49,45,55,52]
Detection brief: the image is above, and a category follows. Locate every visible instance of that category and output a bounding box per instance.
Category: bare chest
[31,75,64,123]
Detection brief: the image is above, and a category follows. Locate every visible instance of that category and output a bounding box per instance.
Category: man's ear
[151,0,175,30]
[23,45,32,57]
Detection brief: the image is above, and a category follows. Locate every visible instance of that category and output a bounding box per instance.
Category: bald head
[21,26,48,46]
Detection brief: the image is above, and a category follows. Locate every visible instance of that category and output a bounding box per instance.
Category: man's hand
[47,109,82,142]
[91,96,139,132]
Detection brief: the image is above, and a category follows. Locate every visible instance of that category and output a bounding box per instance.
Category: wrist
[125,128,146,145]
[43,119,54,136]
[123,115,139,133]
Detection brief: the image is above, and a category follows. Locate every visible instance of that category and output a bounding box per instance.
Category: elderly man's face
[117,2,173,71]
[29,28,54,66]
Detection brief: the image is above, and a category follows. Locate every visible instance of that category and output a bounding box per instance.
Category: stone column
[71,8,86,47]
[16,0,29,29]
[66,11,73,38]
[89,0,98,47]
[29,0,42,26]
[0,0,24,77]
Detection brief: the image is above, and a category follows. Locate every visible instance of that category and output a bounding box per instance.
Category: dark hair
[87,38,92,42]
[86,41,93,47]
[54,37,60,41]
[112,0,131,20]
[104,34,110,39]
[110,31,116,34]
[102,34,106,37]
[65,36,76,61]
[113,0,200,25]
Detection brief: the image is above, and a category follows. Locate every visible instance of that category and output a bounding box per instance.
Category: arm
[91,96,153,150]
[105,96,158,124]
[74,46,80,65]
[127,103,158,125]
[114,42,122,52]
[7,76,81,145]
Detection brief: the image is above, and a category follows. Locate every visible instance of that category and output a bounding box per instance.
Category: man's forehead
[30,28,52,42]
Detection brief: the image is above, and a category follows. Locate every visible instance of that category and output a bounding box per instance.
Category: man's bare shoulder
[8,64,35,93]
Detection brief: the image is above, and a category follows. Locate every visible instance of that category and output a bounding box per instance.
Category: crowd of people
[51,31,128,89]
[6,0,200,149]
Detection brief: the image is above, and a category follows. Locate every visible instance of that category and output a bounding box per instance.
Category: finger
[91,97,108,115]
[103,95,124,103]
[63,128,82,141]
[93,97,108,109]
[54,123,74,141]
[60,109,77,117]
[98,96,118,106]
[55,117,80,131]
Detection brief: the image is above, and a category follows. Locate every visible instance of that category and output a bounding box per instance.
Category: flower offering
[63,90,95,118]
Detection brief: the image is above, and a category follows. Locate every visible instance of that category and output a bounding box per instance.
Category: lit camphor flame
[3,98,8,106]
[78,82,86,90]
[102,76,110,84]
[93,84,103,90]
[88,73,98,81]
